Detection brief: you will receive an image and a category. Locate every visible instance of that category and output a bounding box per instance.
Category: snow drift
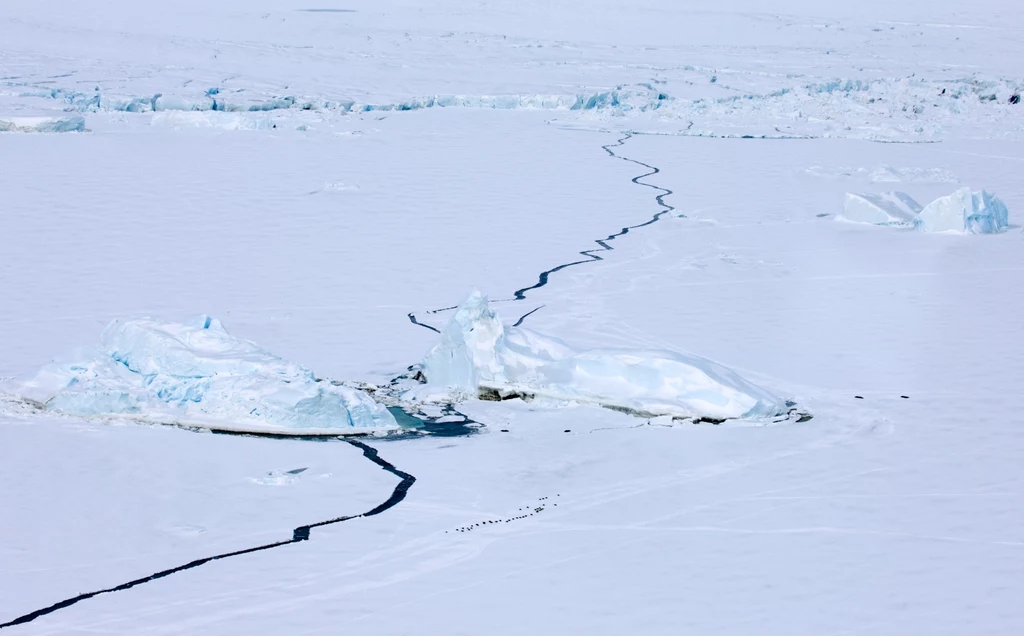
[915,188,1009,234]
[840,192,921,226]
[419,292,787,421]
[17,316,397,431]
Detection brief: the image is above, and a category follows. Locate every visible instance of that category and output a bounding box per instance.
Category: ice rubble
[418,292,787,421]
[841,192,922,226]
[0,116,85,133]
[17,316,397,432]
[840,188,1009,233]
[915,187,1009,234]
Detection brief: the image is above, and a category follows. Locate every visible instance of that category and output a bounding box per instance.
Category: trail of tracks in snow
[0,439,415,630]
[408,132,677,332]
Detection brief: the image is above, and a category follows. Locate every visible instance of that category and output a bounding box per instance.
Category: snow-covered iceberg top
[419,292,787,421]
[840,192,921,226]
[839,188,1009,234]
[17,316,397,432]
[915,187,1009,234]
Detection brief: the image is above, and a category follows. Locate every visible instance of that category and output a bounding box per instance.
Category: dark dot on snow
[854,395,864,399]
[564,429,571,433]
[500,429,509,432]
[1010,94,1021,105]
[901,395,910,399]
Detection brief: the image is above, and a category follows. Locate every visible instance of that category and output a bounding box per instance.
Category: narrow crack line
[511,133,677,303]
[512,305,545,327]
[407,311,440,334]
[0,439,415,630]
[407,132,675,332]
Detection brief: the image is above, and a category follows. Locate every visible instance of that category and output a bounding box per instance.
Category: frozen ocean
[2,1,1023,634]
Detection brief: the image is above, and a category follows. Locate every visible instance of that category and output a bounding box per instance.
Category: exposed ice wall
[17,316,397,431]
[420,292,787,421]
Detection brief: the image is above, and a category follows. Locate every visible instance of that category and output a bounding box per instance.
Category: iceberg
[840,192,921,226]
[17,316,397,432]
[420,292,787,421]
[914,187,1009,234]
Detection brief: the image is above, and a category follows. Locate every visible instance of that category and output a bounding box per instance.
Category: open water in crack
[0,438,419,629]
[408,132,676,332]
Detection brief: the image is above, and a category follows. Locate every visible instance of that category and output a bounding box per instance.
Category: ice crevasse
[16,316,397,431]
[419,292,788,421]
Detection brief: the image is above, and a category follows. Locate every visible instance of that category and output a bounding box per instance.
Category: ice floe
[15,316,397,432]
[915,187,1010,234]
[840,192,922,226]
[416,292,787,421]
[0,116,85,133]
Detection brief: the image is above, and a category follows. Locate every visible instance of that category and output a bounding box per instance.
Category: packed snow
[840,191,921,226]
[418,292,787,421]
[915,187,1010,234]
[14,316,397,432]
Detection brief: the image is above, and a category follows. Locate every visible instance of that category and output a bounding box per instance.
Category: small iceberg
[840,192,921,226]
[914,187,1009,234]
[417,292,788,422]
[16,316,397,432]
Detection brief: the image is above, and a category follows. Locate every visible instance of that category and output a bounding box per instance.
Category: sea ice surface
[915,187,1010,233]
[16,316,397,431]
[841,192,922,226]
[419,292,787,421]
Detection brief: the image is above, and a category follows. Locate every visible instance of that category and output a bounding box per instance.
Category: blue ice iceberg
[420,292,787,421]
[915,188,1009,234]
[18,316,397,431]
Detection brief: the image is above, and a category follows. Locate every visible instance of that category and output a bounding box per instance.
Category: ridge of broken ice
[418,292,787,421]
[16,74,1024,141]
[16,316,397,431]
[0,116,86,133]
